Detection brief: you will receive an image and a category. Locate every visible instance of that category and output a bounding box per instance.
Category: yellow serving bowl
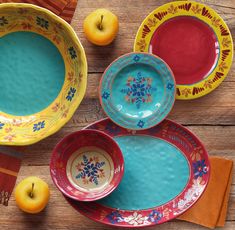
[0,3,87,145]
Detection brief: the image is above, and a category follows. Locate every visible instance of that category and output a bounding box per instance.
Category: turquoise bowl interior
[0,31,65,116]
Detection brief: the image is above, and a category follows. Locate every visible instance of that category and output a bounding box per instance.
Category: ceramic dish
[0,3,87,145]
[99,52,175,130]
[64,118,210,227]
[134,1,233,99]
[50,129,124,201]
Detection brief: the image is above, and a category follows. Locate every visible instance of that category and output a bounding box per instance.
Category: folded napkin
[0,146,22,206]
[0,0,78,23]
[178,156,233,229]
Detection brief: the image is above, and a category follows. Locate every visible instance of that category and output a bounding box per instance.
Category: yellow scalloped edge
[0,3,87,145]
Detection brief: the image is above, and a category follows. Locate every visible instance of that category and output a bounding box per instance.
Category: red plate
[150,16,219,85]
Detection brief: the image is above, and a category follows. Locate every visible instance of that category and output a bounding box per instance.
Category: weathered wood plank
[20,125,235,166]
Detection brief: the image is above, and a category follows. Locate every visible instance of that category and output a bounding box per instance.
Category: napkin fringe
[0,190,10,206]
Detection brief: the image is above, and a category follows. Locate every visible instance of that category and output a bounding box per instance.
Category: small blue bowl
[99,52,176,130]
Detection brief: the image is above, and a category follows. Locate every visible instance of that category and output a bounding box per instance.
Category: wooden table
[1,0,234,229]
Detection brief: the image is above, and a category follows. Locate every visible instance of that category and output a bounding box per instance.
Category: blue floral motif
[36,16,49,29]
[148,210,163,223]
[76,155,105,185]
[120,72,157,109]
[66,87,76,101]
[33,121,45,132]
[68,47,77,59]
[0,122,5,129]
[102,91,110,100]
[167,83,174,90]
[133,55,141,62]
[106,211,124,224]
[137,120,145,128]
[193,160,208,179]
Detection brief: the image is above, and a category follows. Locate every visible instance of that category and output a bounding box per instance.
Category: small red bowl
[50,129,124,201]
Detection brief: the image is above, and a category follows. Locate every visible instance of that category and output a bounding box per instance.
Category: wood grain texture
[1,0,235,229]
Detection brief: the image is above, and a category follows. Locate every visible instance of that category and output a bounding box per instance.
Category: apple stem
[99,15,104,30]
[30,183,34,198]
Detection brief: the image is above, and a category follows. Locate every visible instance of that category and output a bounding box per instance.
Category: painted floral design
[190,147,203,161]
[147,210,163,223]
[0,122,5,130]
[66,87,76,101]
[52,102,60,112]
[5,127,13,133]
[124,212,150,226]
[167,83,174,90]
[36,16,49,29]
[193,160,208,179]
[4,134,16,142]
[137,120,145,128]
[176,177,205,212]
[167,4,178,14]
[68,47,77,59]
[181,88,191,97]
[21,22,32,30]
[136,39,146,52]
[33,121,45,132]
[102,91,110,100]
[222,37,231,48]
[211,17,220,27]
[106,211,124,224]
[52,34,61,44]
[120,72,157,109]
[75,155,105,185]
[60,105,69,118]
[133,55,141,62]
[203,80,213,89]
[191,4,201,14]
[0,16,8,26]
[147,17,157,27]
[219,62,228,72]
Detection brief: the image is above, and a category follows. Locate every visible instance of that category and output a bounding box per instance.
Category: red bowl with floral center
[50,129,124,201]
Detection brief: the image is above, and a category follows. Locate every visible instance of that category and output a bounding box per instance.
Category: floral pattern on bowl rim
[0,3,87,145]
[64,118,210,227]
[99,52,176,130]
[134,1,233,99]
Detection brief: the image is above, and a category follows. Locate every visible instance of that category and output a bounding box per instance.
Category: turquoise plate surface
[99,52,176,130]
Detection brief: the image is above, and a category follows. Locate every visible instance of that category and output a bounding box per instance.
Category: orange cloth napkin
[0,0,78,23]
[178,156,233,229]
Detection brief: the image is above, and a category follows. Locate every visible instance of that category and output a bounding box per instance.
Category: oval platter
[0,3,87,145]
[65,118,210,227]
[134,1,233,99]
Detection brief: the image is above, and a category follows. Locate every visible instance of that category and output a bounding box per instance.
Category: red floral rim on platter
[65,118,210,227]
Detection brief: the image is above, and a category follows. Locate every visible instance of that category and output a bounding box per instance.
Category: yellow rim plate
[134,1,233,99]
[0,3,87,145]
